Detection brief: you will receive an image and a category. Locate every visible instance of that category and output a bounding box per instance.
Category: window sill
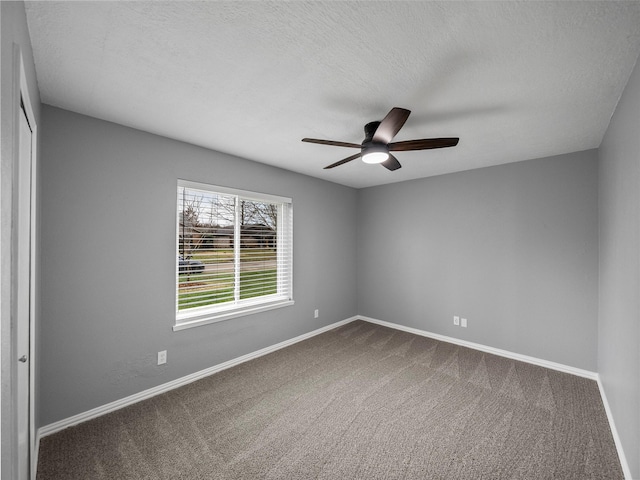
[173,299,295,331]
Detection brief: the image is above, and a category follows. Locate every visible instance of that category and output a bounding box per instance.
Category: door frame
[14,44,38,480]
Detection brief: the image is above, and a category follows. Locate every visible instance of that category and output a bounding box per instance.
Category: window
[175,180,293,330]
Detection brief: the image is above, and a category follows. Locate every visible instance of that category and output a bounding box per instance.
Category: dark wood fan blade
[302,138,361,149]
[388,137,459,151]
[324,152,362,169]
[372,107,411,144]
[381,154,402,171]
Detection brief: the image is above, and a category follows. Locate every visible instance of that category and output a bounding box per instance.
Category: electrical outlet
[461,318,467,328]
[314,309,319,318]
[157,350,167,365]
[453,316,460,326]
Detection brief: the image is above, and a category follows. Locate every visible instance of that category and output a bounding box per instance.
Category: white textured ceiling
[25,1,640,188]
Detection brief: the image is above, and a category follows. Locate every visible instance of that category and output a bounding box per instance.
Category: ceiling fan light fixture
[361,144,389,164]
[362,152,389,164]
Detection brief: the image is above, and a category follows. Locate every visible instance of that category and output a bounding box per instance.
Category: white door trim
[15,45,38,480]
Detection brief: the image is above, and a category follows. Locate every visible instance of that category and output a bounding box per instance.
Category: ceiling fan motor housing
[361,121,389,162]
[363,121,381,142]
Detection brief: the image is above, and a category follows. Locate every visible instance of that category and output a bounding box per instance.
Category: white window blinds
[175,180,293,329]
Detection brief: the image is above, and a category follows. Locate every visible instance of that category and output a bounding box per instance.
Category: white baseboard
[32,435,39,480]
[37,316,358,439]
[596,377,632,480]
[357,316,598,379]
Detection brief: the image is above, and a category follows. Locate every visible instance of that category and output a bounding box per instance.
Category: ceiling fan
[302,107,459,171]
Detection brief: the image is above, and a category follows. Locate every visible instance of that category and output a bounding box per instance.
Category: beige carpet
[37,320,623,479]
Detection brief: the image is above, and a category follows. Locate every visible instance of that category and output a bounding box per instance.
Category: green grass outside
[178,269,277,310]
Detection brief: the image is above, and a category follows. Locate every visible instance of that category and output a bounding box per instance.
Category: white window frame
[174,180,293,331]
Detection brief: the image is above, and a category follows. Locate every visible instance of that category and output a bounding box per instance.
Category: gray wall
[357,150,599,371]
[38,106,358,426]
[1,1,42,477]
[598,52,640,478]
